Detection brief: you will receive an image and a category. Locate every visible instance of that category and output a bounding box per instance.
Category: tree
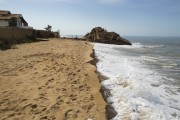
[44,25,52,31]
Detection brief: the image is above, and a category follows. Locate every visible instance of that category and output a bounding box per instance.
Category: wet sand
[0,38,106,120]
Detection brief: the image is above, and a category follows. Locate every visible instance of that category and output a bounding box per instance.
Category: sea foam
[94,43,180,120]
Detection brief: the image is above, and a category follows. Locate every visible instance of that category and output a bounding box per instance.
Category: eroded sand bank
[0,38,106,120]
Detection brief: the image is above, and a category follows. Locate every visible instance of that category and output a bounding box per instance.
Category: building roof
[0,10,28,26]
[0,14,22,20]
[0,14,28,26]
[0,10,11,15]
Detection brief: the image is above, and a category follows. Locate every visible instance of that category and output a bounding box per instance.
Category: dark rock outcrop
[84,27,132,45]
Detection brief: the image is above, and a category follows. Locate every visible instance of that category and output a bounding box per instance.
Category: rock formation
[84,27,132,45]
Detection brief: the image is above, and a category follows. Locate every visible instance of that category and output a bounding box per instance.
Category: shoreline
[90,48,117,119]
[92,41,180,119]
[0,38,106,120]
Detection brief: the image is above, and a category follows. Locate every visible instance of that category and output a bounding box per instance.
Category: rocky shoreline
[84,27,132,45]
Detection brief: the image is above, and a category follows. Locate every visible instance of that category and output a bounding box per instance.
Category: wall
[0,27,58,50]
[0,20,9,27]
[0,27,36,50]
[0,27,58,40]
[36,30,51,38]
[0,27,35,41]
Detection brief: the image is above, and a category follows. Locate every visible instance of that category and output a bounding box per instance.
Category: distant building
[0,10,32,28]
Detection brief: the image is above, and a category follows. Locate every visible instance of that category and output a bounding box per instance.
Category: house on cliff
[0,10,32,29]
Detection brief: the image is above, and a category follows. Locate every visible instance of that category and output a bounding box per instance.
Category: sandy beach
[0,38,106,120]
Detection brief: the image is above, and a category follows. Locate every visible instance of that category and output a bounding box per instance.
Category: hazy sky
[0,0,180,36]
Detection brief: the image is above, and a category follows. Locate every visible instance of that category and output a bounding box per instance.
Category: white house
[0,10,29,27]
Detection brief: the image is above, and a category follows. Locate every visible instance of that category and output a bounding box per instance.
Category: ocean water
[61,35,83,38]
[94,36,180,120]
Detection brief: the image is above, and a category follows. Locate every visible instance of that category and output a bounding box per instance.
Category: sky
[0,0,180,36]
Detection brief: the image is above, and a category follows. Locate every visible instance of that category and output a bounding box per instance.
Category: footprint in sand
[64,109,80,119]
[56,96,64,105]
[45,78,54,86]
[38,86,47,98]
[79,84,89,91]
[51,104,60,111]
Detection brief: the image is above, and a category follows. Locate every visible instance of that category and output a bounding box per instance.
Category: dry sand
[0,38,106,120]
